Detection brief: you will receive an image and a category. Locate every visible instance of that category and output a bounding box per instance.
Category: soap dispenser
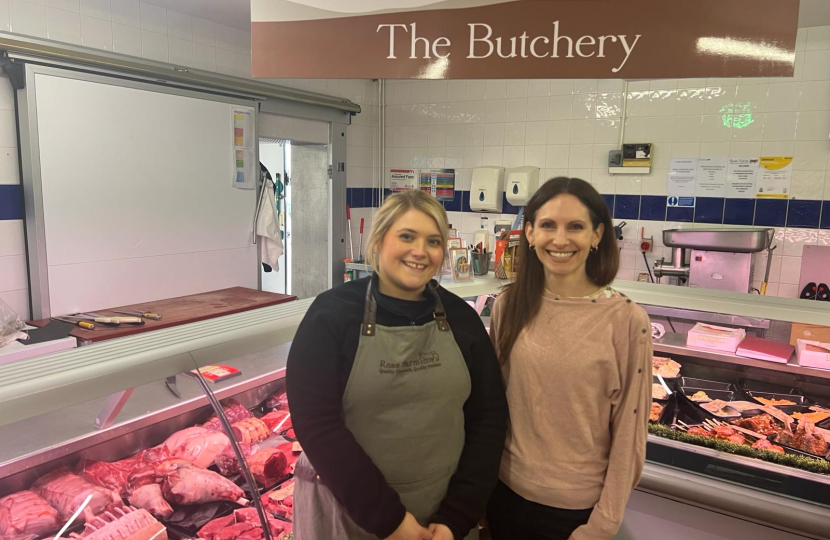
[470,166,505,212]
[506,166,540,206]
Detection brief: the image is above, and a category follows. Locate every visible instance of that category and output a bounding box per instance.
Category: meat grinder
[653,228,774,293]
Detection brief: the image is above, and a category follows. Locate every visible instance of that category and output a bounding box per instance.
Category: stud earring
[529,244,535,251]
[590,245,598,253]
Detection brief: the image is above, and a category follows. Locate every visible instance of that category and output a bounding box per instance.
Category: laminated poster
[667,158,697,208]
[695,157,727,197]
[419,169,455,201]
[231,107,255,190]
[726,158,760,198]
[390,169,418,191]
[757,156,793,199]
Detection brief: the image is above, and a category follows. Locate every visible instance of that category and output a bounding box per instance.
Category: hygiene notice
[667,158,697,207]
[726,158,760,198]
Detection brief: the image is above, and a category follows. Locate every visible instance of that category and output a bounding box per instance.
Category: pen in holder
[472,251,491,275]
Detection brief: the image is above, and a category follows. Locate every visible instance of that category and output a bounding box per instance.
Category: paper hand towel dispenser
[506,166,540,206]
[470,166,505,213]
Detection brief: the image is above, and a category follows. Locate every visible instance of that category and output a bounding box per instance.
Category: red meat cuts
[154,460,247,506]
[259,412,291,435]
[275,444,301,473]
[31,468,121,523]
[202,400,253,432]
[265,392,288,412]
[69,506,166,540]
[197,515,236,540]
[78,458,143,498]
[126,485,173,520]
[214,443,254,476]
[0,490,60,537]
[156,427,231,469]
[262,481,293,521]
[247,449,289,487]
[230,419,270,445]
[214,523,254,540]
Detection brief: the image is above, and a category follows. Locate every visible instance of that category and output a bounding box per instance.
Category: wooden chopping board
[31,287,296,343]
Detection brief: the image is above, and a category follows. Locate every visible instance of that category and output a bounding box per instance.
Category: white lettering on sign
[378,21,642,73]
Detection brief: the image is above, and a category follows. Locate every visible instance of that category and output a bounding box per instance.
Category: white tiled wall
[382,26,830,299]
[0,0,381,317]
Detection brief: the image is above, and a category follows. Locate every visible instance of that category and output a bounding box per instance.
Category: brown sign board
[251,0,799,79]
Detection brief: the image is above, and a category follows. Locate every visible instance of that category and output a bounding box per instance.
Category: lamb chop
[78,457,145,498]
[202,400,253,432]
[31,468,121,523]
[153,460,248,506]
[0,490,60,537]
[262,481,293,521]
[69,506,166,540]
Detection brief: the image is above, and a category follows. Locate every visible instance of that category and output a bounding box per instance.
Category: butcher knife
[113,309,163,320]
[165,375,182,398]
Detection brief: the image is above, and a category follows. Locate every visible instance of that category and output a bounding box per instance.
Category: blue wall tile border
[346,192,830,231]
[0,185,24,220]
[694,198,725,224]
[724,199,755,225]
[754,199,787,227]
[787,200,821,229]
[640,196,667,221]
[614,195,640,220]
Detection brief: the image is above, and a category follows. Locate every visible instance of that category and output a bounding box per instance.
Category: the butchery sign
[251,0,799,79]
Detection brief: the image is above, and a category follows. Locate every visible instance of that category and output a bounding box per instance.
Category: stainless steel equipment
[654,228,774,292]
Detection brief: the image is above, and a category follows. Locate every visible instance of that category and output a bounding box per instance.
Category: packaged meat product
[154,460,248,506]
[652,357,681,378]
[202,400,253,432]
[127,484,173,520]
[78,458,143,498]
[30,468,121,523]
[265,391,289,412]
[0,490,60,537]
[157,427,231,469]
[260,412,292,435]
[69,507,166,540]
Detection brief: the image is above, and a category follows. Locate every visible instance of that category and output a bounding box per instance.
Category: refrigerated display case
[2,278,830,540]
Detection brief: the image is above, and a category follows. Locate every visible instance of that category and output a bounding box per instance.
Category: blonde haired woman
[287,190,507,540]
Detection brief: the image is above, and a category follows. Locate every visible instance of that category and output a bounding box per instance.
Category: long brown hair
[496,177,619,362]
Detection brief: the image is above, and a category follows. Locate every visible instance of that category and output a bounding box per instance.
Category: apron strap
[361,280,452,335]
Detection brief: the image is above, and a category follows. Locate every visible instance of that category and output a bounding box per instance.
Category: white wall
[0,0,380,317]
[382,26,830,300]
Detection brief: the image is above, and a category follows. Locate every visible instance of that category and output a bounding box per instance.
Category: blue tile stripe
[346,189,830,229]
[0,185,24,220]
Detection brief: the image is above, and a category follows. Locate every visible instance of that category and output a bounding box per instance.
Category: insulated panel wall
[32,72,258,315]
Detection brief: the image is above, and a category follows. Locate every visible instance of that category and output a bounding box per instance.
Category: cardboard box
[795,339,830,370]
[789,322,830,346]
[687,323,746,354]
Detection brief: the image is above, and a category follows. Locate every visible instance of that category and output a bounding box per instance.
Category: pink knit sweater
[490,291,653,540]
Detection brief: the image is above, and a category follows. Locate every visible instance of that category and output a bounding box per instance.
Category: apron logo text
[379,351,442,374]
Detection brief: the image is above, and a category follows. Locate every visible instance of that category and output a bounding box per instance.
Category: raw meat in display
[778,421,830,456]
[259,412,291,435]
[214,523,254,540]
[197,515,236,540]
[751,439,785,453]
[214,443,254,476]
[687,427,710,437]
[231,419,270,445]
[247,449,289,487]
[262,481,293,521]
[710,426,746,446]
[127,485,173,520]
[156,427,231,469]
[153,460,247,506]
[0,490,60,537]
[31,468,121,523]
[265,392,288,412]
[0,534,38,540]
[78,458,143,498]
[69,506,166,540]
[202,400,253,432]
[282,430,295,440]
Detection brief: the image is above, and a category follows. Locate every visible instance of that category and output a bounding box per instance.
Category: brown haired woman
[287,190,507,540]
[487,177,652,540]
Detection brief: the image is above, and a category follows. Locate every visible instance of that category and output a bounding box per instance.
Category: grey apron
[294,282,475,540]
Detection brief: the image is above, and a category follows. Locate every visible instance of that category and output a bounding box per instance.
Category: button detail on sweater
[638,368,642,373]
[626,299,632,303]
[633,409,637,414]
[641,328,647,333]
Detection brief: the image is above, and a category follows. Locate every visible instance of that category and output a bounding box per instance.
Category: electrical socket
[623,241,637,250]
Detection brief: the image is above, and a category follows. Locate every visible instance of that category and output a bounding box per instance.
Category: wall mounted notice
[757,156,793,199]
[420,169,455,201]
[726,158,759,198]
[231,107,255,190]
[390,169,417,191]
[695,157,727,197]
[667,158,697,207]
